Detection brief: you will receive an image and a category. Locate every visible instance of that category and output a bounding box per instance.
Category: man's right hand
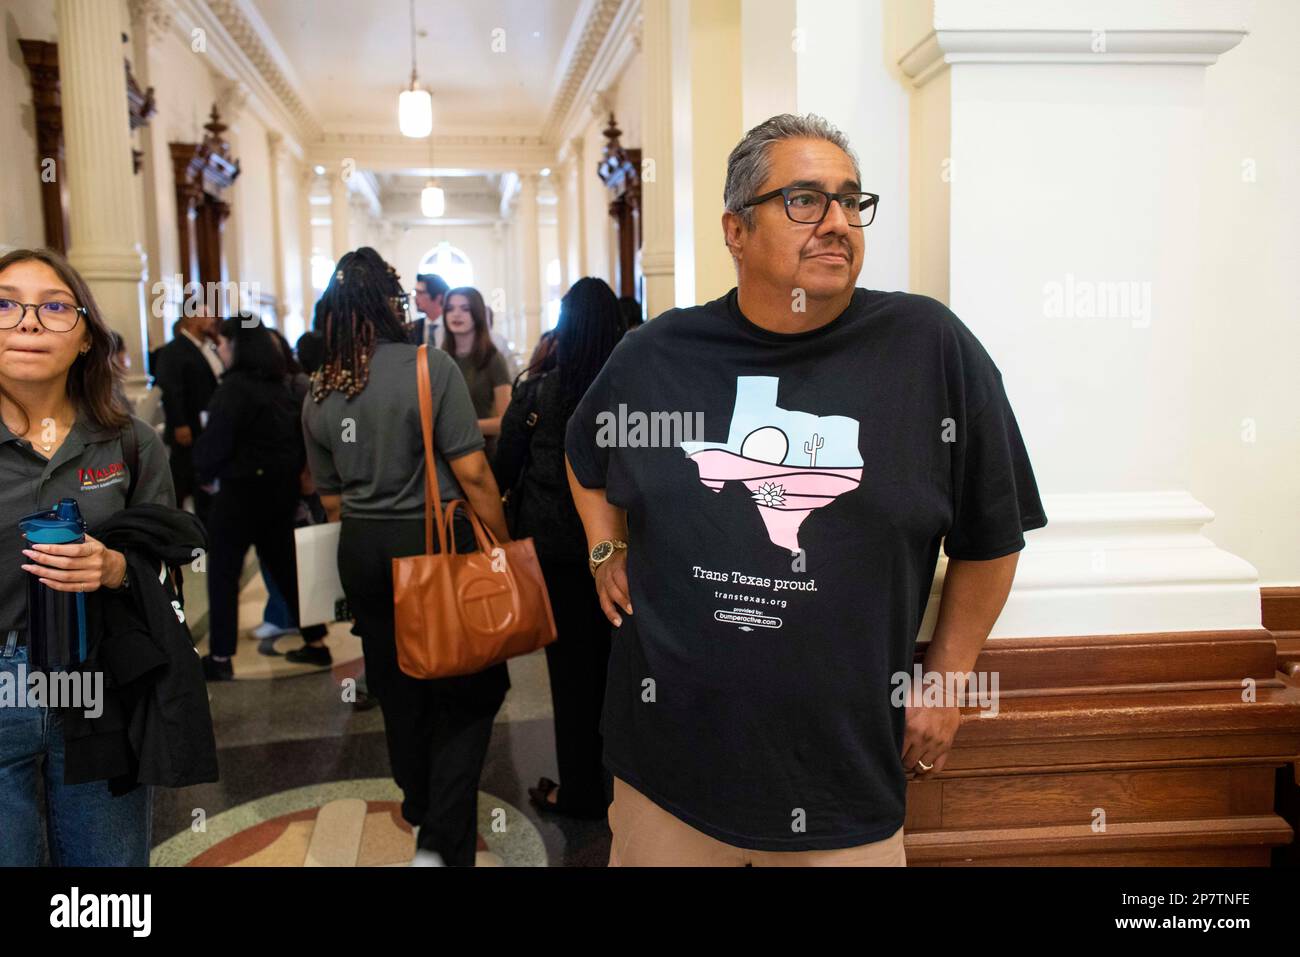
[173,425,193,447]
[595,549,632,627]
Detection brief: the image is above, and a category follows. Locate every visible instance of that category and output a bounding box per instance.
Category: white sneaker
[252,621,296,641]
[410,849,445,867]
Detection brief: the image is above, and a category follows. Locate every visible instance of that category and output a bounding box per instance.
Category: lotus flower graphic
[751,481,786,507]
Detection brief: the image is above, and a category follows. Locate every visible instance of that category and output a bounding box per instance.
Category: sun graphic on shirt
[751,481,786,507]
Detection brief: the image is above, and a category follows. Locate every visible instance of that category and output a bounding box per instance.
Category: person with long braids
[301,247,511,867]
[493,277,625,819]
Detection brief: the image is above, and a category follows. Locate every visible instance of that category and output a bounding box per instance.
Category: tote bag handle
[416,344,451,557]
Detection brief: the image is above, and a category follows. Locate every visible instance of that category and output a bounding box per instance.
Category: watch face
[591,541,613,563]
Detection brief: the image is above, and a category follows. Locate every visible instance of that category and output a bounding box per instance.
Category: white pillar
[266,131,287,322]
[329,172,350,262]
[491,219,507,327]
[569,136,589,277]
[517,172,543,353]
[127,0,171,356]
[56,0,148,386]
[899,0,1260,638]
[553,166,572,291]
[298,163,316,324]
[640,0,676,318]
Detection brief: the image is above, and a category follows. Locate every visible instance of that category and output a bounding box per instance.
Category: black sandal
[527,777,607,820]
[528,777,562,813]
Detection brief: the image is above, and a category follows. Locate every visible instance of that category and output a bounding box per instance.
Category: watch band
[588,539,628,576]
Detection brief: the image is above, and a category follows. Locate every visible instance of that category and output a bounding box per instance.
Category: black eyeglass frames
[0,299,88,332]
[742,186,879,227]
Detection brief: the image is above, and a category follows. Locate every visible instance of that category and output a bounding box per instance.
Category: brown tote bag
[393,345,557,678]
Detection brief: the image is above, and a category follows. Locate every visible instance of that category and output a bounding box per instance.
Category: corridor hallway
[157,564,611,867]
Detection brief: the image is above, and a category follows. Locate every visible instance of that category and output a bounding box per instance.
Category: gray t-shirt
[1,414,174,635]
[452,349,511,459]
[302,340,484,520]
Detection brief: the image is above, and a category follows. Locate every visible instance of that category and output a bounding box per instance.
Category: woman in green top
[441,287,511,459]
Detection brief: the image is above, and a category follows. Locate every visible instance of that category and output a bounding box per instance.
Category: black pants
[168,442,211,525]
[206,475,326,658]
[539,557,614,813]
[338,516,508,867]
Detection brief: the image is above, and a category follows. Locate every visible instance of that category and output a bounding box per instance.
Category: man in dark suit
[407,272,448,346]
[153,308,222,524]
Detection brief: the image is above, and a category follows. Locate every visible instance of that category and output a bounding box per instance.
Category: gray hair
[723,114,860,229]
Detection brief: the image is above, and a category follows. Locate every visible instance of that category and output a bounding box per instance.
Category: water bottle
[20,498,88,672]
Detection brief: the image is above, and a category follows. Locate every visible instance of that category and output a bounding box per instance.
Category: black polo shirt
[0,415,174,639]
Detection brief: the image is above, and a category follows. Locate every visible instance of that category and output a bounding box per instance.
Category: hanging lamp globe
[421,181,445,218]
[398,82,433,138]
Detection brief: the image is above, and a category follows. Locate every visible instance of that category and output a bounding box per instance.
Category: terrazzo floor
[153,561,612,867]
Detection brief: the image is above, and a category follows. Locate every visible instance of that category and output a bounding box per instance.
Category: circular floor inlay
[151,779,547,867]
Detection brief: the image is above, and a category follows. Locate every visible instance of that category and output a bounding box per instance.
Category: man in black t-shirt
[565,114,1046,865]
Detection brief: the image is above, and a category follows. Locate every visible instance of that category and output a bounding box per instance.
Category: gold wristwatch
[588,539,627,576]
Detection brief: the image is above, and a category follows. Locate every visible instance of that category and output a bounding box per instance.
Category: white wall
[796,0,910,293]
[1192,0,1300,584]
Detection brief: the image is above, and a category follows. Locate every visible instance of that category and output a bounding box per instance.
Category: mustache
[803,241,852,258]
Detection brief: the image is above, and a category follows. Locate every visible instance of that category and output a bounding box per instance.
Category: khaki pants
[607,777,906,867]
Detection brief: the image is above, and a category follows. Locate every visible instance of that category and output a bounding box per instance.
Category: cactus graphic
[803,432,823,467]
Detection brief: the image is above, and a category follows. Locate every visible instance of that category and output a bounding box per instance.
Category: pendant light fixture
[398,0,432,138]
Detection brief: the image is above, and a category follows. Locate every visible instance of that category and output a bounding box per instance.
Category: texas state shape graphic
[680,376,863,553]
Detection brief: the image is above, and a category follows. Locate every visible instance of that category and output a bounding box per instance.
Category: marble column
[896,0,1259,638]
[56,0,148,386]
[266,131,287,323]
[516,172,543,353]
[569,136,588,277]
[552,167,572,291]
[298,163,316,322]
[329,171,351,262]
[127,0,171,356]
[640,0,676,318]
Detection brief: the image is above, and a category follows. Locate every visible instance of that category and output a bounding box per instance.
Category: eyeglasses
[742,186,879,227]
[0,298,88,332]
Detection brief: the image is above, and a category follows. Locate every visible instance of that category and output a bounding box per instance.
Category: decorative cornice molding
[545,0,623,140]
[545,0,643,146]
[213,75,250,116]
[167,0,319,145]
[316,132,549,149]
[900,27,1249,87]
[310,133,554,175]
[128,0,175,46]
[204,0,317,132]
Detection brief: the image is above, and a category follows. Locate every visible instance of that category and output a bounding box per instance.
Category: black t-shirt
[565,287,1047,851]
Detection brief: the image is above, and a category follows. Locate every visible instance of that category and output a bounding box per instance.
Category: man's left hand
[901,703,962,779]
